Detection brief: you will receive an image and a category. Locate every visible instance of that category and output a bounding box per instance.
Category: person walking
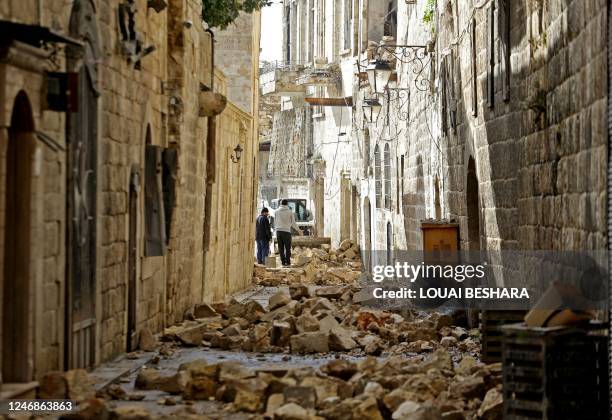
[255,208,272,265]
[274,199,302,266]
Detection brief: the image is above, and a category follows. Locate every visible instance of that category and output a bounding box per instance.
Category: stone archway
[2,91,36,383]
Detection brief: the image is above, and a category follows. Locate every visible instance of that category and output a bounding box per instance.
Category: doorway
[2,91,36,383]
[127,166,140,352]
[363,198,372,272]
[466,157,480,251]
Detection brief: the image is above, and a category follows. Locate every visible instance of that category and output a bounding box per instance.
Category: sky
[260,2,283,62]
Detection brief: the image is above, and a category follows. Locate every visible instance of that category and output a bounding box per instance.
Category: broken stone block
[363,382,385,400]
[194,303,219,318]
[477,387,503,419]
[283,385,316,409]
[295,313,319,333]
[269,291,292,310]
[273,402,310,420]
[175,323,208,346]
[289,284,310,300]
[440,336,458,347]
[318,314,340,333]
[221,323,242,336]
[233,380,266,413]
[39,371,67,399]
[315,286,344,299]
[243,300,267,322]
[321,359,358,380]
[64,369,95,402]
[328,327,357,351]
[178,360,219,400]
[354,396,383,420]
[451,326,468,340]
[138,328,157,351]
[271,320,295,346]
[219,361,255,382]
[290,332,329,354]
[300,376,340,402]
[109,405,151,420]
[421,349,453,372]
[455,356,479,376]
[383,388,416,412]
[309,298,335,315]
[261,301,299,322]
[343,248,358,260]
[68,398,109,420]
[450,375,485,399]
[338,239,353,252]
[266,393,285,416]
[392,401,441,420]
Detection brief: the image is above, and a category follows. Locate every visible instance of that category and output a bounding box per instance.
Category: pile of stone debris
[254,239,362,287]
[43,351,502,419]
[129,350,502,419]
[162,286,481,358]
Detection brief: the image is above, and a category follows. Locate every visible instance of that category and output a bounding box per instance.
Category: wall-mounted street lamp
[362,98,383,124]
[230,144,243,163]
[366,59,393,95]
[368,44,431,92]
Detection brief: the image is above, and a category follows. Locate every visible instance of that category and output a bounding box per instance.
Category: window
[363,128,370,174]
[384,0,397,37]
[374,145,382,208]
[144,144,166,256]
[285,5,291,61]
[400,154,405,213]
[384,144,391,209]
[343,0,352,51]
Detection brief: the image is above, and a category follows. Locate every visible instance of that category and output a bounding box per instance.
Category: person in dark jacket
[255,208,272,264]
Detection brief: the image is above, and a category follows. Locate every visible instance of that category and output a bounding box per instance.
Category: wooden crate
[502,323,608,420]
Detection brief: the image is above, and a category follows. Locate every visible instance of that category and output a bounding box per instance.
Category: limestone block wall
[0,0,69,377]
[203,102,256,303]
[395,0,607,256]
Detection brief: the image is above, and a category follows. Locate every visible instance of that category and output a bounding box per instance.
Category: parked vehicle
[267,198,315,236]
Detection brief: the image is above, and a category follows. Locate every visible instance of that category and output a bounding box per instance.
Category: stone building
[262,0,394,244]
[266,0,607,271]
[361,0,607,254]
[0,0,259,395]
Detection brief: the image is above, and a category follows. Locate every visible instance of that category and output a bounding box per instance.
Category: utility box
[421,220,460,257]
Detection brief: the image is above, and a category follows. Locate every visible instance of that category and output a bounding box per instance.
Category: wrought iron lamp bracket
[375,44,431,92]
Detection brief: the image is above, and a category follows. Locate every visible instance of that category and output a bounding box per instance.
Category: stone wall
[203,102,256,303]
[0,0,259,381]
[395,0,608,253]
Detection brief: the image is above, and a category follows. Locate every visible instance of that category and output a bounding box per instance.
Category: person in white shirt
[274,199,303,266]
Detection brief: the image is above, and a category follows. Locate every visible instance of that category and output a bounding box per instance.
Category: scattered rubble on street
[62,241,501,419]
[253,240,363,287]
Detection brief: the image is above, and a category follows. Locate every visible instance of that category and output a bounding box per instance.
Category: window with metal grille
[384,143,391,209]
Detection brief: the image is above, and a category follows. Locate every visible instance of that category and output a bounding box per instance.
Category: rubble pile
[130,351,502,419]
[254,239,362,286]
[161,286,481,358]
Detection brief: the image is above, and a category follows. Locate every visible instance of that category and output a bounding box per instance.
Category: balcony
[296,63,340,87]
[259,61,308,97]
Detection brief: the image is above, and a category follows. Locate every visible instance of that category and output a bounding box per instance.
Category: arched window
[384,144,391,209]
[374,145,382,208]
